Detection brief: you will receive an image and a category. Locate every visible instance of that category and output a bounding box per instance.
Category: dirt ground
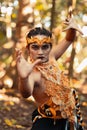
[0,89,36,130]
[0,80,87,130]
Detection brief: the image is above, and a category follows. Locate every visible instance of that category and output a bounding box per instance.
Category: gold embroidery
[26,36,52,45]
[36,61,75,122]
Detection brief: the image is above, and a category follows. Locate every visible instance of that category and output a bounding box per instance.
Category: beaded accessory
[72,89,84,130]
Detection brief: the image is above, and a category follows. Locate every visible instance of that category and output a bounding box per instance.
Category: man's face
[28,35,52,63]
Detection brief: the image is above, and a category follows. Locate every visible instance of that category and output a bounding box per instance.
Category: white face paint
[28,35,52,63]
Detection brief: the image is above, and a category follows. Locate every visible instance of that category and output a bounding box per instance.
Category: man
[16,18,84,130]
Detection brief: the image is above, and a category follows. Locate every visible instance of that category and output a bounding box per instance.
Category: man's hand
[15,48,41,79]
[63,17,83,35]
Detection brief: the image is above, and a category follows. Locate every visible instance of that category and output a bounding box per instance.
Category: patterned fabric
[34,60,84,130]
[36,60,75,123]
[31,109,69,130]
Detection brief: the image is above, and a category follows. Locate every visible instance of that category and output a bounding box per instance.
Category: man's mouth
[36,56,48,63]
[37,56,45,60]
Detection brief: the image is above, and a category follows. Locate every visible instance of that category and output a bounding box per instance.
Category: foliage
[0,84,87,129]
[0,0,87,89]
[0,1,87,129]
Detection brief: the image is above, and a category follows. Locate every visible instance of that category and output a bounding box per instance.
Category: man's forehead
[31,35,48,40]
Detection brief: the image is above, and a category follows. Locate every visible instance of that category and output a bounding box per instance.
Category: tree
[67,0,77,78]
[16,0,34,48]
[11,0,35,88]
[50,0,56,31]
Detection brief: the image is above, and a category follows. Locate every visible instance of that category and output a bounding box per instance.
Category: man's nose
[38,48,43,54]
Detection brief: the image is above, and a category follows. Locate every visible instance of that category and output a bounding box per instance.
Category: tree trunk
[67,0,76,78]
[16,0,34,48]
[12,0,34,88]
[50,0,56,31]
[68,44,76,78]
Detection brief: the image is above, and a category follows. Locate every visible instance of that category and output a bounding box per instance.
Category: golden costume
[26,31,84,130]
[35,60,75,124]
[31,60,84,130]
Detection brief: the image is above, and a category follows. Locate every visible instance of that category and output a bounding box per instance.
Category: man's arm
[19,74,34,98]
[50,18,82,60]
[19,71,41,98]
[16,48,41,98]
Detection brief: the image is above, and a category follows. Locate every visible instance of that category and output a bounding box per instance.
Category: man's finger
[15,48,22,56]
[33,59,42,67]
[15,48,20,52]
[63,26,70,31]
[16,55,21,62]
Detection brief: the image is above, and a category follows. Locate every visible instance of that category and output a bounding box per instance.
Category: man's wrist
[65,28,76,42]
[19,74,29,81]
[20,77,28,80]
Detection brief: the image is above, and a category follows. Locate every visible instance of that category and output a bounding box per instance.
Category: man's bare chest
[32,72,49,104]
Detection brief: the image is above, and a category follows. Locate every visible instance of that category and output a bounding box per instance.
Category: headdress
[26,36,52,45]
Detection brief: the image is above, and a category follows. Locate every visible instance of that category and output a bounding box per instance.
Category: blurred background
[0,0,87,130]
[0,0,87,89]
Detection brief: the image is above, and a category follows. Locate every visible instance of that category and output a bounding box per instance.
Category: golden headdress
[26,36,52,45]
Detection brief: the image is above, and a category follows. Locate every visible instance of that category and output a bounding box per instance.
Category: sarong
[31,109,69,130]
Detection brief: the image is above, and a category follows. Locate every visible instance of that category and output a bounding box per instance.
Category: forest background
[0,0,87,130]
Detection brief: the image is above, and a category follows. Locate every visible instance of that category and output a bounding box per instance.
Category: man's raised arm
[50,18,83,60]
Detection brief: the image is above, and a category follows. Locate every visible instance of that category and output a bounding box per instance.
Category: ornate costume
[36,60,75,122]
[31,60,84,130]
[25,28,84,130]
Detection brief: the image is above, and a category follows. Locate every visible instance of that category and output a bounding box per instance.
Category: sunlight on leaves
[0,70,6,78]
[3,76,13,88]
[82,101,87,107]
[0,90,20,104]
[4,118,14,127]
[15,125,25,129]
[4,118,25,128]
[3,41,14,49]
[4,101,15,106]
[5,106,11,111]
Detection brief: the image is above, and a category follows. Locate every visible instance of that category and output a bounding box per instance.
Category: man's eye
[42,44,50,50]
[31,45,39,50]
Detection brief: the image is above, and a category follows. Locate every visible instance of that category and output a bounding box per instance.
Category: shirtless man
[16,18,84,130]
